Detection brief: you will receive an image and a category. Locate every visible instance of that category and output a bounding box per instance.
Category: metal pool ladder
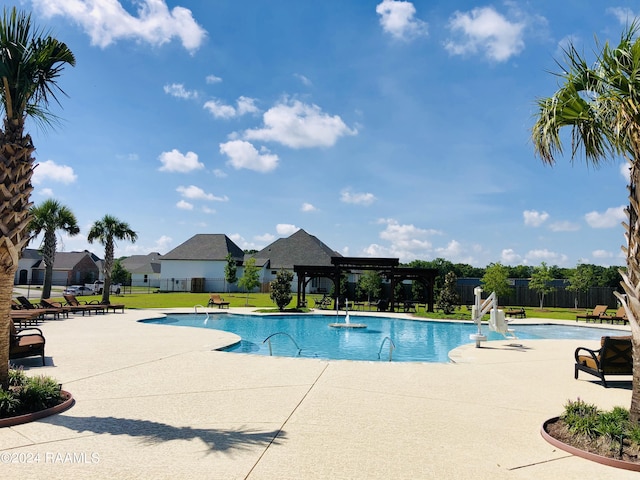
[377,336,396,361]
[263,332,302,356]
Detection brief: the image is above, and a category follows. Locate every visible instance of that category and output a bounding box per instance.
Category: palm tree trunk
[0,120,36,387]
[101,238,114,304]
[41,230,56,299]
[617,160,640,424]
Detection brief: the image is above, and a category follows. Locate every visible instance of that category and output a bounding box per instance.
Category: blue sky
[10,0,639,267]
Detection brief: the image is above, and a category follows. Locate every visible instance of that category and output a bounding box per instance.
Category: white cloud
[376,0,428,41]
[620,163,631,183]
[255,233,275,243]
[607,7,637,24]
[38,188,55,197]
[158,149,204,172]
[592,249,614,259]
[584,206,626,228]
[294,73,312,86]
[276,224,299,236]
[365,219,441,262]
[524,249,568,265]
[445,6,525,61]
[206,74,222,84]
[201,206,216,214]
[243,99,357,148]
[203,99,236,119]
[164,83,198,99]
[33,0,207,52]
[204,96,258,119]
[219,140,279,173]
[32,160,77,185]
[341,190,376,206]
[549,221,580,232]
[501,248,521,264]
[176,185,228,202]
[176,200,193,210]
[212,169,227,178]
[523,209,549,227]
[301,202,317,212]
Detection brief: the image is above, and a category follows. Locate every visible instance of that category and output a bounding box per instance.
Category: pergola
[294,257,438,312]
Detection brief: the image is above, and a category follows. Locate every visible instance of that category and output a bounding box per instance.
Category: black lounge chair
[575,336,632,387]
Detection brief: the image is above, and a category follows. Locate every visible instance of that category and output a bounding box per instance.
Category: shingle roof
[162,234,244,261]
[121,253,162,274]
[252,229,340,269]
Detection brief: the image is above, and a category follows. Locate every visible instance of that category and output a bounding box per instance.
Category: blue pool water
[142,313,627,363]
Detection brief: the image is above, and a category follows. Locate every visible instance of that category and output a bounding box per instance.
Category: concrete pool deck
[0,307,636,479]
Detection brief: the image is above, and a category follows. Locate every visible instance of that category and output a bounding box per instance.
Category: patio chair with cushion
[574,335,633,387]
[575,305,608,322]
[10,322,46,366]
[601,307,629,325]
[63,294,107,315]
[207,294,230,309]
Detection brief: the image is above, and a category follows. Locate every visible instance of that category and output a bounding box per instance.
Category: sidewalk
[0,308,635,479]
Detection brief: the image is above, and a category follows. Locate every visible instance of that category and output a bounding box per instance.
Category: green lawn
[44,291,586,321]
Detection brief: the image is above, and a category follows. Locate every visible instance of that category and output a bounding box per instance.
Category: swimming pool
[142,313,628,363]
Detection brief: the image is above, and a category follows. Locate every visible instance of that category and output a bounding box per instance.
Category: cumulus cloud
[445,6,525,61]
[523,209,549,227]
[176,185,228,202]
[33,160,77,185]
[219,140,279,173]
[361,218,442,262]
[301,202,317,212]
[501,248,521,264]
[32,0,207,52]
[243,99,357,148]
[255,233,276,244]
[340,190,376,206]
[584,206,626,228]
[608,7,637,24]
[176,199,193,210]
[204,96,258,119]
[524,249,568,265]
[164,83,198,99]
[206,74,222,84]
[549,221,580,232]
[592,249,614,259]
[158,149,204,172]
[621,163,631,183]
[376,0,428,40]
[294,73,312,86]
[276,224,300,236]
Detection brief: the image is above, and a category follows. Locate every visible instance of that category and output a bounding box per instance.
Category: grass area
[41,292,589,321]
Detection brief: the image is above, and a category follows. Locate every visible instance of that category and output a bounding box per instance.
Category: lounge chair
[575,305,608,323]
[207,294,230,308]
[575,336,632,387]
[505,307,526,318]
[601,307,629,325]
[63,294,107,315]
[16,296,65,319]
[9,322,45,366]
[10,309,44,328]
[40,299,74,317]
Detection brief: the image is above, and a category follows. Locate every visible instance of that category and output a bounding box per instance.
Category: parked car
[63,285,94,296]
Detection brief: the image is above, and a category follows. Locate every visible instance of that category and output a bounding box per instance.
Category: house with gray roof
[121,252,162,288]
[159,229,340,293]
[29,250,100,286]
[252,229,340,293]
[160,234,244,292]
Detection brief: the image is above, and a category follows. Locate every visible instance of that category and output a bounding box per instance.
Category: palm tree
[28,199,79,299]
[0,8,74,385]
[87,215,137,304]
[532,22,640,422]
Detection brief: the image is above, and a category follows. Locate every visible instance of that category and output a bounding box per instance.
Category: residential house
[160,234,244,292]
[252,229,340,293]
[29,250,100,286]
[121,252,162,288]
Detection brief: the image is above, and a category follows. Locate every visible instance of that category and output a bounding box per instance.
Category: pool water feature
[142,313,627,363]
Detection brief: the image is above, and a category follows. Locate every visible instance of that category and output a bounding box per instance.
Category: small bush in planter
[0,367,64,418]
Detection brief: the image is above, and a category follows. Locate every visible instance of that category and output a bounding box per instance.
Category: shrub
[0,390,20,417]
[18,375,63,412]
